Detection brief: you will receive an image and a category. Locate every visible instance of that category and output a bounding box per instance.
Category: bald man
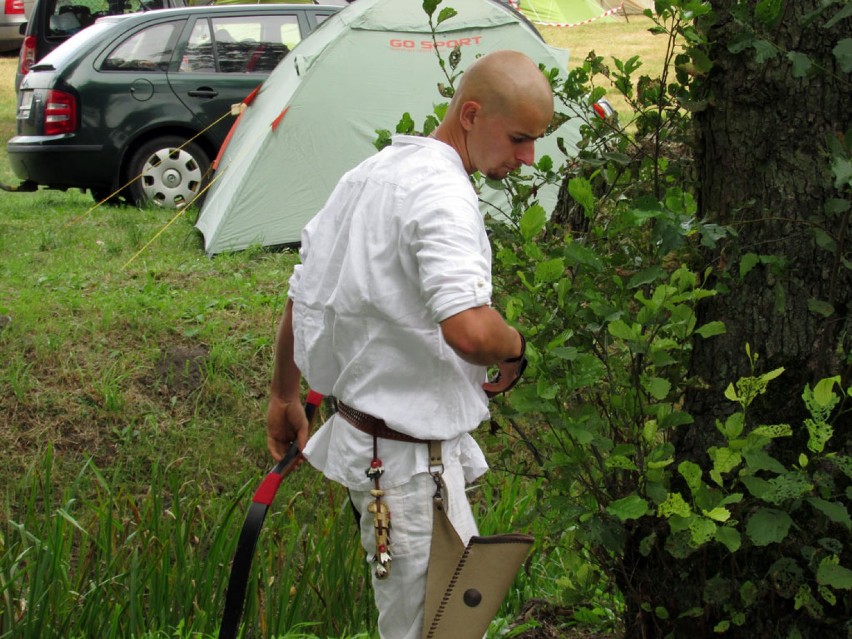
[266,50,554,638]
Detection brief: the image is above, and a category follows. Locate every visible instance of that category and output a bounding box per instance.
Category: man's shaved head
[433,50,555,179]
[451,50,554,120]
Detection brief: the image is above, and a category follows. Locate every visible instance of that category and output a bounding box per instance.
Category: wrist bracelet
[504,332,526,363]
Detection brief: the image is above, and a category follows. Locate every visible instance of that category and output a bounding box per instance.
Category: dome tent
[196,0,585,255]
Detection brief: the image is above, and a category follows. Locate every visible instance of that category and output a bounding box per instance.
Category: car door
[166,10,310,146]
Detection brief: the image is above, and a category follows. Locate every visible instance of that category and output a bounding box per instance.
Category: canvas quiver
[421,457,533,639]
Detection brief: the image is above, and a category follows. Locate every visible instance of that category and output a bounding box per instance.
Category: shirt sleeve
[405,187,493,323]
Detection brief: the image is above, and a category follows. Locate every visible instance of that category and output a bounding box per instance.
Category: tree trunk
[621,2,851,637]
[685,0,851,443]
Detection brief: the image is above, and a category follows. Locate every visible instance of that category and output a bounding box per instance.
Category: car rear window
[47,0,176,38]
[33,18,120,68]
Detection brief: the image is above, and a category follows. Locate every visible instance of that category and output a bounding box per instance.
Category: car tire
[126,136,210,209]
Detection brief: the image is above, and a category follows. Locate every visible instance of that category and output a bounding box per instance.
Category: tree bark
[621,2,851,637]
[686,0,851,439]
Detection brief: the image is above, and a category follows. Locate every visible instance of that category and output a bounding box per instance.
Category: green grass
[0,16,667,635]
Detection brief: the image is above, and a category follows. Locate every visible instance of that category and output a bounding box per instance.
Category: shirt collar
[391,134,467,175]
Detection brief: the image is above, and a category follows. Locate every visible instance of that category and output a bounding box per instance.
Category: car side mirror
[19,22,28,35]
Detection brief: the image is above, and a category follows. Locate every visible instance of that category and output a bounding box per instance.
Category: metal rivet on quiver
[463,589,482,607]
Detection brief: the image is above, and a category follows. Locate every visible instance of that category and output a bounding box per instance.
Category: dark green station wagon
[8,4,339,207]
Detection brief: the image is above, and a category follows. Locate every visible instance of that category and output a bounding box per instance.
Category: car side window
[101,21,182,72]
[179,18,215,73]
[203,14,301,74]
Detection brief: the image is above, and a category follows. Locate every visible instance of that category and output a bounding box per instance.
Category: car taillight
[5,0,24,14]
[19,35,36,76]
[43,90,77,136]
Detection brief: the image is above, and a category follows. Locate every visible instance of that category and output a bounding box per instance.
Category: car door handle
[187,88,219,98]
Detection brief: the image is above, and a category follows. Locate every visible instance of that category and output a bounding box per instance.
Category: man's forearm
[270,299,303,400]
[440,305,523,366]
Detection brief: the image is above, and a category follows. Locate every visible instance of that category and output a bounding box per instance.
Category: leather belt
[338,401,428,444]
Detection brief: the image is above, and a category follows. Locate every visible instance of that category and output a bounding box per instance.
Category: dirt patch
[148,344,209,397]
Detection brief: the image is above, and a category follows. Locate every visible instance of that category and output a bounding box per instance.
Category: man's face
[466,101,552,180]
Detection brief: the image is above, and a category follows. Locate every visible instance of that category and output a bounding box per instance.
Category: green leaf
[658,492,691,518]
[566,424,596,445]
[639,532,657,556]
[678,461,703,493]
[750,423,792,439]
[833,38,852,74]
[721,412,744,439]
[752,39,778,63]
[436,6,457,25]
[739,252,759,278]
[627,266,665,288]
[606,494,650,521]
[743,450,787,474]
[519,204,547,241]
[644,376,671,400]
[755,0,783,25]
[689,516,717,546]
[808,298,835,317]
[812,227,837,252]
[395,112,415,134]
[536,154,553,172]
[826,3,852,28]
[534,258,565,284]
[812,376,840,406]
[762,472,812,505]
[806,498,851,530]
[709,446,742,485]
[608,319,640,341]
[695,321,726,338]
[817,560,852,589]
[715,526,742,552]
[703,507,732,523]
[741,476,771,499]
[568,177,595,218]
[724,383,738,402]
[787,51,812,78]
[422,0,439,17]
[825,198,850,215]
[746,508,792,546]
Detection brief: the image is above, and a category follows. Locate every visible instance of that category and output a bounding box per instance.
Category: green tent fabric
[516,0,609,24]
[196,0,585,255]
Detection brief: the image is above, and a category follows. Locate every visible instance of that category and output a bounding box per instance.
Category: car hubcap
[140,146,202,208]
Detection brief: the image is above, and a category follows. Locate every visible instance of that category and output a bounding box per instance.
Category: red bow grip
[253,390,323,505]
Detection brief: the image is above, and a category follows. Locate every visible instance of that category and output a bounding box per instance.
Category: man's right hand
[266,395,309,462]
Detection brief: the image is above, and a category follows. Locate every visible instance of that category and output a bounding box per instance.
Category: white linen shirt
[289,135,492,490]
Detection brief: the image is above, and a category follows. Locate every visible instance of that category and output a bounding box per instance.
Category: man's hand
[482,356,527,397]
[266,395,310,461]
[482,332,527,397]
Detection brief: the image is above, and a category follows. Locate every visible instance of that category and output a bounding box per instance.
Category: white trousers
[349,461,478,639]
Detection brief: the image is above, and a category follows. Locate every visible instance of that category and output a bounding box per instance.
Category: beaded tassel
[365,439,391,579]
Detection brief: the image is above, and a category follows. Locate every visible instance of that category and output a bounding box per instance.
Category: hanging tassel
[365,437,392,579]
[368,499,392,579]
[365,457,385,480]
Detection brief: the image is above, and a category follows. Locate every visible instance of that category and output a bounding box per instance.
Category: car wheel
[127,136,210,209]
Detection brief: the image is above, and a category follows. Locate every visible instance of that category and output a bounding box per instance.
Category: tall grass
[1,447,568,639]
[1,447,373,639]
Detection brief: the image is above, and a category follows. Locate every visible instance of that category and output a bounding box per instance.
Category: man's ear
[459,100,480,132]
